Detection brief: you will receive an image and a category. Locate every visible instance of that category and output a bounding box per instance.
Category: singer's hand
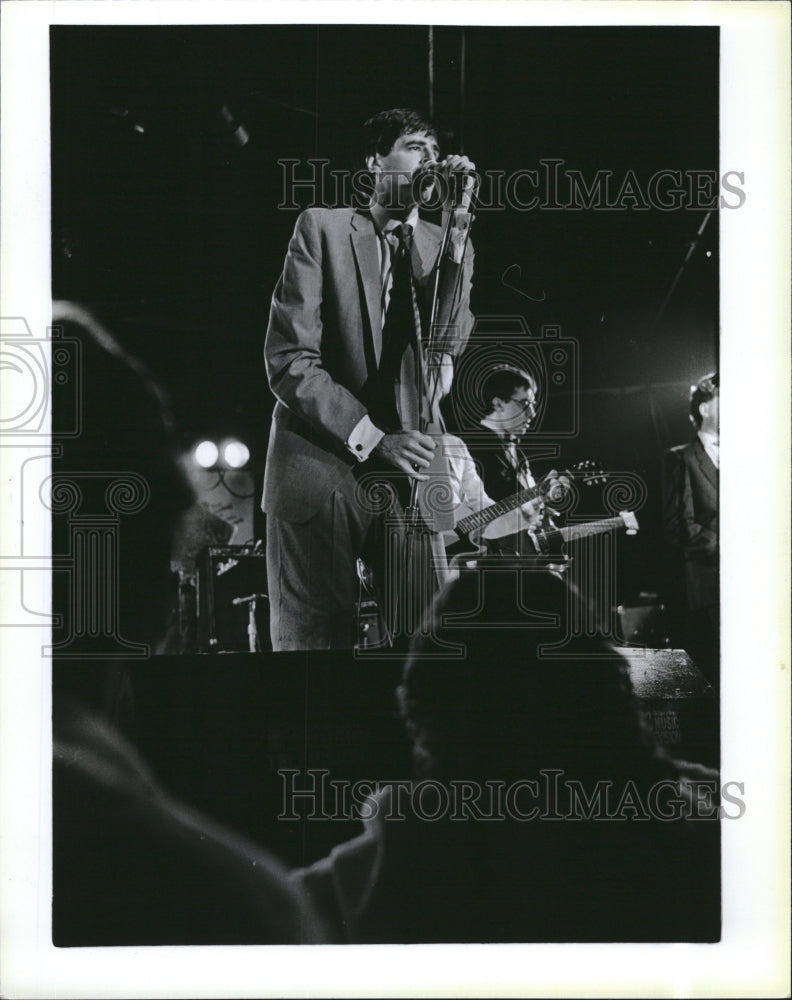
[373,431,436,481]
[438,154,477,211]
[415,155,478,211]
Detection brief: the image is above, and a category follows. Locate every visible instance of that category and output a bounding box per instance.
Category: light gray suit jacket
[262,207,474,522]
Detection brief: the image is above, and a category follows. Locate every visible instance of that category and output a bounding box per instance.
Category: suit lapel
[349,213,442,367]
[349,211,384,364]
[692,436,718,491]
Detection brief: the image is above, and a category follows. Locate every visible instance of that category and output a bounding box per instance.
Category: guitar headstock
[569,459,608,486]
[537,462,610,509]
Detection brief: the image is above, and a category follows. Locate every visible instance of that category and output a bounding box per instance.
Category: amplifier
[196,546,269,652]
[614,602,671,648]
[620,648,718,767]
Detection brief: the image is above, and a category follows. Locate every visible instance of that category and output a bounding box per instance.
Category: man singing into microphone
[262,108,476,650]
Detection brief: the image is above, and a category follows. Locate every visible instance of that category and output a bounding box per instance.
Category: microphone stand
[406,172,478,515]
[231,592,267,652]
[392,174,477,639]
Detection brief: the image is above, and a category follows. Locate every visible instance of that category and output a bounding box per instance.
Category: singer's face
[374,131,438,210]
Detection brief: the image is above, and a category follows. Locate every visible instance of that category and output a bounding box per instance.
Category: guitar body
[446,508,536,568]
[356,452,639,638]
[416,420,457,534]
[448,509,640,571]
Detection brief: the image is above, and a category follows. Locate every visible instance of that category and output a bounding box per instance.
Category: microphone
[412,161,477,206]
[231,592,267,606]
[412,161,443,182]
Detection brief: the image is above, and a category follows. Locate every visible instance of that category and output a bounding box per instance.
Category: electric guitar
[526,510,639,552]
[444,464,638,565]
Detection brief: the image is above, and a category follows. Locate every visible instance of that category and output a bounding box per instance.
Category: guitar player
[465,364,565,555]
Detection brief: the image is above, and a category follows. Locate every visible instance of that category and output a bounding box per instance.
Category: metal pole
[459,28,466,151]
[428,26,435,118]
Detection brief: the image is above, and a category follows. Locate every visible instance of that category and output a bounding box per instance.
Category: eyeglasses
[509,393,536,411]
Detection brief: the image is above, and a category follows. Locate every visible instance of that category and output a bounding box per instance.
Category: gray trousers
[266,484,383,651]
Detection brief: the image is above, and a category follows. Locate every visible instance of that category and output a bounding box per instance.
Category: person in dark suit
[263,108,476,650]
[663,372,719,683]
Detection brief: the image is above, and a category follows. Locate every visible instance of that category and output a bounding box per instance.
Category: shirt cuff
[442,209,473,263]
[346,414,385,462]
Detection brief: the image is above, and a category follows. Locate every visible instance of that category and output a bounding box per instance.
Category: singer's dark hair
[361,108,437,161]
[689,371,718,428]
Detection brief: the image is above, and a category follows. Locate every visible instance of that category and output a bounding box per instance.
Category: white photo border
[1,2,789,997]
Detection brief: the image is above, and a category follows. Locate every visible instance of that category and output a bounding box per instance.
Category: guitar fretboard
[556,516,627,543]
[455,483,542,536]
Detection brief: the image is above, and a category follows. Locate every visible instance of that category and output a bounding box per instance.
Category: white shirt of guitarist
[442,434,494,512]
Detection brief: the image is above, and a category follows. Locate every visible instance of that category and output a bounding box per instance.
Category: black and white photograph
[0,2,789,997]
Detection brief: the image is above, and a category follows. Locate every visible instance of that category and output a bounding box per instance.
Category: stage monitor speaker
[620,648,718,767]
[196,546,269,652]
[614,601,671,648]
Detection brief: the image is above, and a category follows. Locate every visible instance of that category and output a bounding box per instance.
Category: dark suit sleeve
[265,209,369,447]
[468,440,513,503]
[662,448,717,559]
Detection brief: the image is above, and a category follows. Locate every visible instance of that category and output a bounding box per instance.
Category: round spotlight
[223,440,250,469]
[194,441,219,468]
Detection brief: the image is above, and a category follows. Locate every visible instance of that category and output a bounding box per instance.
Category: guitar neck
[550,515,628,545]
[455,483,541,536]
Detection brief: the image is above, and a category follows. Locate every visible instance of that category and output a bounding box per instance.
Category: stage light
[218,105,250,150]
[223,440,250,469]
[705,250,712,258]
[194,441,219,468]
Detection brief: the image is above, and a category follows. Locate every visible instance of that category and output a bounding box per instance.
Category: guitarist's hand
[542,470,573,505]
[520,500,544,529]
[374,431,436,481]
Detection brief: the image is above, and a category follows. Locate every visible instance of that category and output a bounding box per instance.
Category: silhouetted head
[399,569,657,784]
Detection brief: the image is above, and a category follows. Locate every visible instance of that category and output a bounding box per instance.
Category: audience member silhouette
[52,305,324,945]
[292,568,720,943]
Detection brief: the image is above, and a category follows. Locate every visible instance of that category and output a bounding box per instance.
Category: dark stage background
[50,24,719,607]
